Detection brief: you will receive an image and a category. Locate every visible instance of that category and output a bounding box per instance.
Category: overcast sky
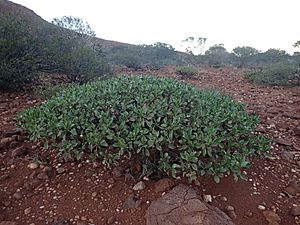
[11,0,300,54]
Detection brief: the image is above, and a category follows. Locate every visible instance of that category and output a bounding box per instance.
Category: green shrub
[18,76,270,182]
[0,17,37,91]
[245,63,299,86]
[117,53,142,70]
[175,66,198,79]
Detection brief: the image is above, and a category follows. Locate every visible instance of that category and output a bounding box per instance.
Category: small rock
[91,192,97,198]
[81,216,87,221]
[135,199,142,208]
[281,151,298,161]
[255,125,266,133]
[290,206,300,216]
[203,194,212,203]
[267,107,280,114]
[43,166,52,175]
[11,146,28,158]
[258,205,266,210]
[263,210,281,224]
[289,180,300,191]
[24,207,31,215]
[123,194,137,209]
[133,181,146,191]
[225,205,235,211]
[28,162,38,169]
[107,178,115,184]
[220,196,228,202]
[294,126,300,136]
[274,138,292,146]
[56,167,66,174]
[154,178,175,193]
[0,137,15,145]
[37,172,49,180]
[0,174,10,181]
[107,216,116,224]
[3,128,22,137]
[245,211,253,217]
[4,201,11,207]
[227,211,237,220]
[194,179,201,186]
[283,184,299,196]
[12,192,22,200]
[77,223,85,225]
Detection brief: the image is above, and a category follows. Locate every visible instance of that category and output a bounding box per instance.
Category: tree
[251,48,289,65]
[205,44,229,66]
[181,36,207,55]
[232,46,259,67]
[51,16,96,41]
[293,40,300,48]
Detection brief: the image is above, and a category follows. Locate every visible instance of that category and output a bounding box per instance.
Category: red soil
[0,67,299,225]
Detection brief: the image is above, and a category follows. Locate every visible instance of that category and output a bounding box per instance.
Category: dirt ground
[0,67,299,225]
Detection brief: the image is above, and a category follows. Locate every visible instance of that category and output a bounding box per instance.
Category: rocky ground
[0,67,299,225]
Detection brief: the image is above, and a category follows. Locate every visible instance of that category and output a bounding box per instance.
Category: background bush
[18,76,270,182]
[175,66,198,79]
[0,16,37,90]
[245,63,299,86]
[35,26,112,84]
[0,12,112,91]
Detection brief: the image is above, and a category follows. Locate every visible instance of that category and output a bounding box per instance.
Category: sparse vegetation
[245,63,299,86]
[18,76,270,182]
[175,66,198,79]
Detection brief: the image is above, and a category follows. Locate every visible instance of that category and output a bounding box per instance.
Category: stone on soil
[28,162,38,169]
[0,174,10,181]
[146,184,235,225]
[262,210,281,224]
[293,126,300,136]
[290,206,300,216]
[133,181,146,191]
[12,192,22,200]
[107,216,116,224]
[56,167,66,174]
[3,128,22,137]
[11,146,28,158]
[154,178,175,193]
[203,194,212,203]
[274,138,292,146]
[122,193,137,209]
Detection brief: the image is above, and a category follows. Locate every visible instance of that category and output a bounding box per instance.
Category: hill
[0,0,133,50]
